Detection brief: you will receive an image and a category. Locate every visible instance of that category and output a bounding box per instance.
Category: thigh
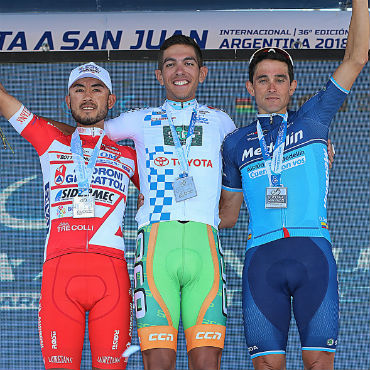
[39,256,85,370]
[134,222,180,352]
[242,243,292,359]
[293,238,339,354]
[181,223,227,352]
[88,256,132,369]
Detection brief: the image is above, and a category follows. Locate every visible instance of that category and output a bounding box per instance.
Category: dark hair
[158,35,203,69]
[248,47,294,83]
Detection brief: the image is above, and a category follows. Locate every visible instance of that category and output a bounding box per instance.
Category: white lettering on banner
[195,332,222,340]
[0,292,40,309]
[148,333,174,341]
[38,303,44,349]
[0,11,351,52]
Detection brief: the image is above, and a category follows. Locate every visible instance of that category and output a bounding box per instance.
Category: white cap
[68,62,112,92]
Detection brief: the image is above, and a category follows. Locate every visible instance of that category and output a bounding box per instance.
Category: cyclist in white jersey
[48,36,235,370]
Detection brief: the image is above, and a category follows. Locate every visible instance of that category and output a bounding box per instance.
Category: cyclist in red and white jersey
[0,63,139,370]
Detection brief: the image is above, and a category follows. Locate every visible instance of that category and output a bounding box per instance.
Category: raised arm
[218,189,243,229]
[332,0,369,90]
[0,83,22,119]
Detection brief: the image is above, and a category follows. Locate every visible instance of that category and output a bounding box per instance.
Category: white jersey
[105,99,236,229]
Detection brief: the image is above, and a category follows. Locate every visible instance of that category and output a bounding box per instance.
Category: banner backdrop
[0,60,369,370]
[0,11,354,52]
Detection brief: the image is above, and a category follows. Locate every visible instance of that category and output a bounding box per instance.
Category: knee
[252,354,286,370]
[188,347,222,370]
[303,351,334,370]
[142,348,176,370]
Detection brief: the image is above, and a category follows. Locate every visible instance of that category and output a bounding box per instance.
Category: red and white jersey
[9,106,139,262]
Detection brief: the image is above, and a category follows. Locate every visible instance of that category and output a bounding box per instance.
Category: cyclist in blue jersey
[219,1,369,369]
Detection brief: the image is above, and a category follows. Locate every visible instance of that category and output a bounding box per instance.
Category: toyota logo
[154,157,169,166]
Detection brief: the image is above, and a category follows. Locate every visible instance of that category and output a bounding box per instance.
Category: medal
[70,128,104,218]
[256,114,289,209]
[173,174,197,202]
[73,195,95,218]
[166,101,198,202]
[265,186,288,208]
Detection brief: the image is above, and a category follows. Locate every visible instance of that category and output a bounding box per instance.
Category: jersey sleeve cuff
[8,105,34,134]
[222,185,243,193]
[330,76,350,94]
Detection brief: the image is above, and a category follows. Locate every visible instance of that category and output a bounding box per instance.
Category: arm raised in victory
[332,0,369,91]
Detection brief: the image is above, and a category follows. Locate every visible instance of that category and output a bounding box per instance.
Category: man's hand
[327,139,335,169]
[137,193,144,211]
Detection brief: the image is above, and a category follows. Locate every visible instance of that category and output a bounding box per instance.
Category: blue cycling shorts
[242,237,339,359]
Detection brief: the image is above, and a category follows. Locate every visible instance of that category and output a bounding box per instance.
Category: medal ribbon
[256,114,288,187]
[165,101,197,177]
[71,128,104,196]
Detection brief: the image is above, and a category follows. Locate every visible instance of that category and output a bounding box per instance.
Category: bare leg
[252,354,286,370]
[188,346,222,370]
[142,348,177,370]
[302,351,335,370]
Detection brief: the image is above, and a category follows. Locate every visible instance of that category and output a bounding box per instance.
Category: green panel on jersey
[163,126,203,146]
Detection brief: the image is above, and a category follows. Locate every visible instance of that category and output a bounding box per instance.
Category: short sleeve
[221,132,243,192]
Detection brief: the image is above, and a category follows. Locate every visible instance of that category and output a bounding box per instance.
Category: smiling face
[246,59,297,115]
[155,44,208,102]
[66,77,116,128]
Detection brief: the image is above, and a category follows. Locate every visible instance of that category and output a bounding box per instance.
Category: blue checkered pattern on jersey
[144,110,167,126]
[146,146,174,222]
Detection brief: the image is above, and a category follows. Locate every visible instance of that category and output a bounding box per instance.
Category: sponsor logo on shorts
[327,338,336,346]
[112,330,120,350]
[195,331,222,340]
[51,331,57,349]
[97,356,121,364]
[248,345,259,352]
[48,355,73,364]
[148,333,174,341]
[38,303,44,349]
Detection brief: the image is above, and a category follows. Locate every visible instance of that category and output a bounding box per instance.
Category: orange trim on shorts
[138,326,178,351]
[146,223,173,326]
[185,324,226,351]
[196,225,220,324]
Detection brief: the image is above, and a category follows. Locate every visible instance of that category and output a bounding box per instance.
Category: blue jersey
[222,78,348,250]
